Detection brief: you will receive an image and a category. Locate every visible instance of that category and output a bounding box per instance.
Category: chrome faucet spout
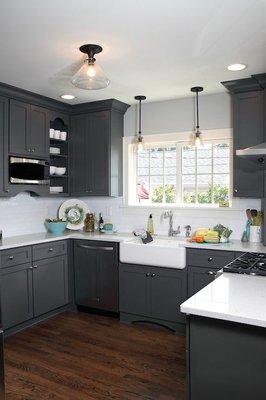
[163,211,180,237]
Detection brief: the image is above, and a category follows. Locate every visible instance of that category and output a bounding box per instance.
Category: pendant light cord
[196,91,199,131]
[139,99,142,136]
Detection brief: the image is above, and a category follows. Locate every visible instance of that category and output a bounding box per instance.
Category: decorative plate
[58,199,89,230]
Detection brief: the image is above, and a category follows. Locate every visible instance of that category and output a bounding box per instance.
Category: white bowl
[54,130,61,139]
[49,128,55,138]
[50,186,63,193]
[55,167,66,176]
[50,166,56,175]
[60,131,67,141]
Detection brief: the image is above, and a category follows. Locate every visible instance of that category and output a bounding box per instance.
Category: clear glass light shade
[71,60,110,90]
[132,136,145,153]
[193,131,203,148]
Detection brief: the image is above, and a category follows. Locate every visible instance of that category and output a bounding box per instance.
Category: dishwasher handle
[77,244,114,252]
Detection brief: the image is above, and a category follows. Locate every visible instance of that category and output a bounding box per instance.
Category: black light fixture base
[135,95,147,101]
[79,44,103,56]
[191,86,204,93]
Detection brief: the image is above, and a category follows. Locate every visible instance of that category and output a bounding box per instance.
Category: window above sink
[124,129,232,209]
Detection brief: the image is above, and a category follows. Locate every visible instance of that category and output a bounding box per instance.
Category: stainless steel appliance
[223,252,266,276]
[9,157,49,185]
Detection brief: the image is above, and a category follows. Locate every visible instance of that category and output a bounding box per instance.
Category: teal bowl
[45,221,68,235]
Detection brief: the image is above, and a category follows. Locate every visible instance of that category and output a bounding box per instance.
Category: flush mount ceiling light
[227,63,247,71]
[191,86,204,148]
[134,95,146,152]
[60,94,76,100]
[71,44,110,90]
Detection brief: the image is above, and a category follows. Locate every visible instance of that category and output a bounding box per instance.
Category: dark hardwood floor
[4,311,186,400]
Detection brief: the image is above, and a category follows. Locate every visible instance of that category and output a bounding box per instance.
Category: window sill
[120,204,243,213]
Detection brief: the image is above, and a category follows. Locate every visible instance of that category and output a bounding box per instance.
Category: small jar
[84,213,95,233]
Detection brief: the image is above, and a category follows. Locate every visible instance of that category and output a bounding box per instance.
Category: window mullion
[195,147,198,205]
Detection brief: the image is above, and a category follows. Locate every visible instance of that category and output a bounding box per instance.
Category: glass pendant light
[134,95,146,152]
[71,44,110,90]
[191,86,204,148]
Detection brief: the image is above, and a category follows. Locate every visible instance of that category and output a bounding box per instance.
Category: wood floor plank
[4,311,186,400]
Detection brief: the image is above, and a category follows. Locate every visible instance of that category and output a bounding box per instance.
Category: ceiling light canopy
[191,86,203,148]
[60,94,76,100]
[71,44,110,90]
[227,63,247,71]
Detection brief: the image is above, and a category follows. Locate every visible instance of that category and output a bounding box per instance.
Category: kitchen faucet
[163,211,181,237]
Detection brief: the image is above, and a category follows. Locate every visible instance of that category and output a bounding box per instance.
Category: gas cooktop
[223,252,266,276]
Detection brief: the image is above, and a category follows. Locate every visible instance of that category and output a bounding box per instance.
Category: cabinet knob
[29,266,33,270]
[206,270,216,276]
[234,188,238,193]
[33,265,38,269]
[146,273,150,277]
[208,257,213,262]
[31,148,35,152]
[4,189,9,193]
[8,255,14,260]
[49,248,53,252]
[28,148,31,152]
[151,273,156,277]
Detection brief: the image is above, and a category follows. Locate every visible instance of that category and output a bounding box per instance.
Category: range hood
[236,142,266,157]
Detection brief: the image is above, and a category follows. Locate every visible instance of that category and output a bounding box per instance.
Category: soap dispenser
[147,214,154,235]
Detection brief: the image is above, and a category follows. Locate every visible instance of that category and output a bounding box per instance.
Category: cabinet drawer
[1,246,31,268]
[187,249,235,268]
[32,240,67,261]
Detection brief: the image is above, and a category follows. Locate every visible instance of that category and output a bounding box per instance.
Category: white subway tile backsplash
[0,192,261,240]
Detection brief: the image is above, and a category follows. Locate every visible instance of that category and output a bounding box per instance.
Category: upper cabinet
[9,100,49,159]
[70,100,129,197]
[222,73,266,198]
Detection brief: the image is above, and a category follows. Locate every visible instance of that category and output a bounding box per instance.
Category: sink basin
[119,238,186,269]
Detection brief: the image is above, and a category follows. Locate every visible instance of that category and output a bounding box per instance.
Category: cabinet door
[188,266,218,298]
[150,267,187,323]
[33,256,69,317]
[1,263,33,329]
[29,105,49,158]
[119,263,150,317]
[70,114,88,195]
[9,99,30,155]
[233,91,264,197]
[0,96,8,196]
[88,111,110,195]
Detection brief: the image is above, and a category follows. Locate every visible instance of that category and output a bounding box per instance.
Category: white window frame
[123,129,233,209]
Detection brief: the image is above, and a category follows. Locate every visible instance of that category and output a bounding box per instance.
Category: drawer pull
[208,257,213,262]
[33,265,38,269]
[206,270,216,276]
[78,244,114,251]
[8,256,14,260]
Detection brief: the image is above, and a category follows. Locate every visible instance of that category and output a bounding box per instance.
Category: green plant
[151,185,176,203]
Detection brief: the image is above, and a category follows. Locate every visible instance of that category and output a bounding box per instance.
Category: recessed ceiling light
[60,94,76,100]
[227,63,247,71]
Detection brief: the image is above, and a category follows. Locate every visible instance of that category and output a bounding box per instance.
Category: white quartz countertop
[181,273,266,328]
[0,231,265,252]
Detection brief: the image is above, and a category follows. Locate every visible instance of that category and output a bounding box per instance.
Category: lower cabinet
[1,242,69,331]
[74,240,119,312]
[1,263,33,329]
[187,266,219,298]
[119,263,187,330]
[33,256,69,316]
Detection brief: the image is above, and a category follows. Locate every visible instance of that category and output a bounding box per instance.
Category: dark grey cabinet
[74,240,119,312]
[33,256,69,316]
[233,91,264,197]
[9,99,49,158]
[70,100,129,197]
[187,249,236,298]
[1,241,69,330]
[119,263,187,330]
[0,96,8,197]
[1,263,33,329]
[188,266,218,298]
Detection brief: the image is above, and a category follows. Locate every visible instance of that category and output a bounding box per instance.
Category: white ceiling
[0,0,266,105]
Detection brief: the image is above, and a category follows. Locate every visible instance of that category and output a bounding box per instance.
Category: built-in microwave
[9,157,49,185]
